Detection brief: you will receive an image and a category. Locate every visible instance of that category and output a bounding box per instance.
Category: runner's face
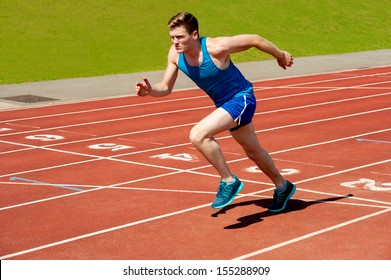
[169,26,196,53]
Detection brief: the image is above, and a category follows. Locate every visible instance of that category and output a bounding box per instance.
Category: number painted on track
[280,168,301,176]
[340,178,391,192]
[244,166,300,176]
[150,153,198,162]
[88,143,133,151]
[25,134,64,141]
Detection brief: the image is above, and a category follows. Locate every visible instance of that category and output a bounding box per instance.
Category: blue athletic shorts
[220,93,257,132]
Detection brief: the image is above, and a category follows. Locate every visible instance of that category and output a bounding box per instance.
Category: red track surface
[1,66,390,260]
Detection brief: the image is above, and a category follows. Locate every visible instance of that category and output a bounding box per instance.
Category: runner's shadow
[212,194,353,229]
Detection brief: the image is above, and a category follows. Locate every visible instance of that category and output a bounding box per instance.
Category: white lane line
[1,69,389,124]
[1,159,390,259]
[0,83,389,137]
[232,208,391,260]
[0,201,213,260]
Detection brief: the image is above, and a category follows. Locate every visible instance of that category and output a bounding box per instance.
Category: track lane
[0,67,390,260]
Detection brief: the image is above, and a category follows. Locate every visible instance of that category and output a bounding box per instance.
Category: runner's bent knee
[189,123,212,146]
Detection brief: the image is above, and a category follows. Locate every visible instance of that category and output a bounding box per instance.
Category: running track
[0,66,390,260]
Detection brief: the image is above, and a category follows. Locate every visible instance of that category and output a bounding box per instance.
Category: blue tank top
[178,37,253,107]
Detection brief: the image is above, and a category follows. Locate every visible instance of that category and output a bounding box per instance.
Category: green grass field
[1,0,390,84]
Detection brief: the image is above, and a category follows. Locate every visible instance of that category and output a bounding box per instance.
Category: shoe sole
[268,184,296,213]
[211,182,244,209]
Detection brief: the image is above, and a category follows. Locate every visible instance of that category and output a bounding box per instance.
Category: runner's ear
[192,30,199,39]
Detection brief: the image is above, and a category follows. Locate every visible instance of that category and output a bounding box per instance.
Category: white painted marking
[58,130,97,137]
[281,168,301,176]
[88,143,133,151]
[341,178,391,192]
[244,166,261,173]
[150,153,198,162]
[117,138,164,146]
[0,201,213,259]
[356,138,391,144]
[1,69,389,125]
[5,123,40,128]
[0,67,390,259]
[274,158,335,168]
[370,171,391,177]
[25,134,64,141]
[1,90,389,139]
[0,128,13,132]
[244,166,300,176]
[233,208,391,260]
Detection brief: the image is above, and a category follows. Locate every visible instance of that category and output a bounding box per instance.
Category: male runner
[135,12,295,212]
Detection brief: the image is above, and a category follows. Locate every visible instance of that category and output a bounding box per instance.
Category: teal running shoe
[268,180,296,213]
[211,175,244,209]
